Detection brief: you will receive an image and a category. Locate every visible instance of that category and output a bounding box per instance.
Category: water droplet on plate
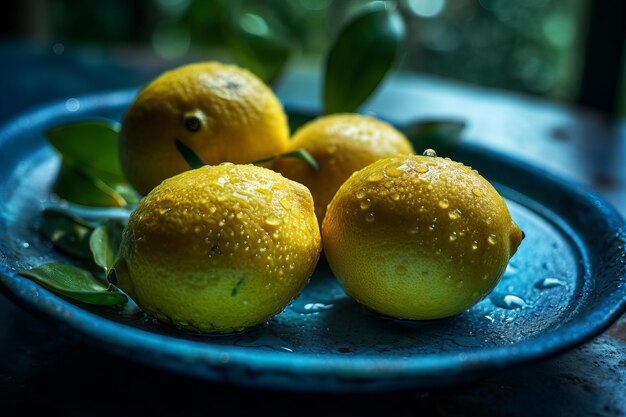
[534,277,566,289]
[490,293,526,310]
[448,209,461,220]
[488,234,497,245]
[360,199,371,210]
[291,302,334,315]
[365,213,375,223]
[355,190,366,199]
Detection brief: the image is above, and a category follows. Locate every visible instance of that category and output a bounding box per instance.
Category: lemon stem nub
[423,149,437,157]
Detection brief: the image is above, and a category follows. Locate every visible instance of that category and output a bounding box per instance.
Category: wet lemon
[114,164,321,333]
[121,62,290,195]
[322,153,523,320]
[273,114,414,223]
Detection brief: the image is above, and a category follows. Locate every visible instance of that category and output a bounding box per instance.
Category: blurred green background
[4,0,625,113]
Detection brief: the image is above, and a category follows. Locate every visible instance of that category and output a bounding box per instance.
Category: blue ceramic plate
[0,90,625,392]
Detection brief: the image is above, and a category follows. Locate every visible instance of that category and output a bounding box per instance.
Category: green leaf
[323,3,405,114]
[45,120,123,179]
[45,120,139,207]
[402,119,466,155]
[89,221,124,273]
[40,209,94,259]
[175,139,206,169]
[228,13,292,84]
[52,159,128,208]
[252,149,320,171]
[19,263,127,305]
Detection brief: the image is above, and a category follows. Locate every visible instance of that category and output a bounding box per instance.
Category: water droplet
[472,188,484,197]
[427,184,434,191]
[488,234,497,245]
[534,277,566,289]
[505,264,518,275]
[65,98,80,112]
[265,214,281,226]
[355,190,366,199]
[209,206,217,214]
[485,315,495,323]
[218,219,226,227]
[280,198,292,210]
[391,193,400,201]
[158,207,172,215]
[416,166,428,173]
[448,209,461,220]
[291,302,334,314]
[438,199,449,209]
[449,232,458,241]
[471,242,479,250]
[360,199,371,210]
[490,293,526,309]
[423,149,437,157]
[365,213,375,223]
[395,265,407,276]
[367,172,384,182]
[385,164,402,178]
[22,242,30,249]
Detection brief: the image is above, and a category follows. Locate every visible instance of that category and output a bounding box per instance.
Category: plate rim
[0,88,625,385]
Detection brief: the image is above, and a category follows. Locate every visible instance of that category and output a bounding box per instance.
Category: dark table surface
[1,41,625,416]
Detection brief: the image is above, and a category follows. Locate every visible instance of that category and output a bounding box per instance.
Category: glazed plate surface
[0,90,625,391]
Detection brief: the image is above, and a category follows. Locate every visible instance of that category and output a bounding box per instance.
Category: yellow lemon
[273,114,414,223]
[322,153,523,320]
[121,62,290,195]
[114,164,321,333]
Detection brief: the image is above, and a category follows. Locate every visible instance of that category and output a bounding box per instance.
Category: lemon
[322,154,523,320]
[114,164,321,333]
[121,62,290,195]
[273,114,414,223]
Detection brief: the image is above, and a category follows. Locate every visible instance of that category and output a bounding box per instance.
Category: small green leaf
[89,221,124,273]
[53,159,128,208]
[175,139,206,169]
[19,263,127,305]
[252,149,320,171]
[402,119,466,155]
[45,120,123,178]
[323,3,405,114]
[40,209,94,259]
